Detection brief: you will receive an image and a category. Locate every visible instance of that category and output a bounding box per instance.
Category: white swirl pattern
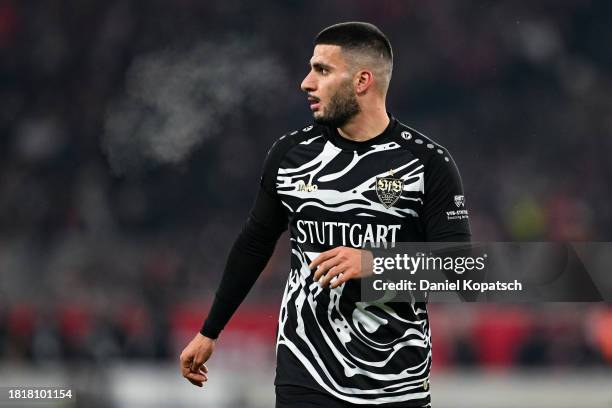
[275,139,432,404]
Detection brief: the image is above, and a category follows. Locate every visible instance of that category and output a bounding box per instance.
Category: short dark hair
[314,22,393,64]
[314,22,393,94]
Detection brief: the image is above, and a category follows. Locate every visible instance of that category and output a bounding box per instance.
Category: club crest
[454,195,465,208]
[376,175,404,209]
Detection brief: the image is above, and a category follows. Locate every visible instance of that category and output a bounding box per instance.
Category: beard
[313,79,361,128]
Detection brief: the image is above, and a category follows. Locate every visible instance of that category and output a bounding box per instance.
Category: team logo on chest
[376,171,404,209]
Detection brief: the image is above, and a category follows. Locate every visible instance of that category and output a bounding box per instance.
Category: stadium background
[0,0,611,407]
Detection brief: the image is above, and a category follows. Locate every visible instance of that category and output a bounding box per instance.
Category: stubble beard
[313,80,361,128]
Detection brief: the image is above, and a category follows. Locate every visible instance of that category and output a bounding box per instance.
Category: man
[180,22,470,407]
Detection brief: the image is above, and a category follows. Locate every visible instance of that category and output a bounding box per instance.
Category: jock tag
[376,175,404,208]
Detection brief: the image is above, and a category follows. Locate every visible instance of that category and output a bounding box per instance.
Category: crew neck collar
[324,114,397,152]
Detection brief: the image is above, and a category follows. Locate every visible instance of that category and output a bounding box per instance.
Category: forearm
[200,216,281,338]
[200,187,286,339]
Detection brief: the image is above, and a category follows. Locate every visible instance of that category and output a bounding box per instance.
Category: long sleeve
[421,151,471,242]
[200,186,287,339]
[200,136,295,339]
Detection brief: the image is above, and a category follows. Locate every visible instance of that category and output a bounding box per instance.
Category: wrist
[200,319,221,339]
[198,333,217,343]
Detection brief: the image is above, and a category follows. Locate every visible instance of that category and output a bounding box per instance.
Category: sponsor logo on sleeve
[447,195,468,220]
[454,195,465,208]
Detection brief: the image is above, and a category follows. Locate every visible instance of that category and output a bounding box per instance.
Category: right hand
[179,333,216,387]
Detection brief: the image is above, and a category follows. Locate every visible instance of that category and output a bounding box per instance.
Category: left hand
[309,247,373,289]
[179,333,216,387]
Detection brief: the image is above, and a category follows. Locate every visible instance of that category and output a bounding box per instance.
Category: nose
[301,70,316,93]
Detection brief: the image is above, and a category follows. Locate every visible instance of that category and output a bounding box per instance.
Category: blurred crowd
[0,0,611,367]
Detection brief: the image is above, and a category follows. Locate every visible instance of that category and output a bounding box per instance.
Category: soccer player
[179,22,470,407]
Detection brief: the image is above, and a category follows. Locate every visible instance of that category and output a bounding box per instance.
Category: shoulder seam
[394,122,453,166]
[270,124,323,156]
[262,124,324,195]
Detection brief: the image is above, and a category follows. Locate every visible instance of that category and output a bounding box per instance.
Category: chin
[313,115,327,125]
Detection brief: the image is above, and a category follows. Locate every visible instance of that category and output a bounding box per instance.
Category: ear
[355,70,374,95]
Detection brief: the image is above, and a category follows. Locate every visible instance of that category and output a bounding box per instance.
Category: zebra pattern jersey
[262,116,471,406]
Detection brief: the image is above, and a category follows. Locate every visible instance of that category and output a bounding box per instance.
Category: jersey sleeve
[421,152,471,242]
[200,140,289,339]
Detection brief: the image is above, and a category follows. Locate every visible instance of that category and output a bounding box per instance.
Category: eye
[312,64,330,75]
[315,66,329,76]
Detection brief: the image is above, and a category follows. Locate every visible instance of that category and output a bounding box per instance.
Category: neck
[337,102,389,142]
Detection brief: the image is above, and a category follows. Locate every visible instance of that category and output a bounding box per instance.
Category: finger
[184,372,204,387]
[186,372,207,383]
[182,365,192,377]
[198,368,209,379]
[181,357,193,376]
[319,267,338,287]
[190,352,209,372]
[313,257,339,281]
[190,356,202,372]
[330,271,349,289]
[309,251,331,270]
[180,354,191,366]
[195,363,208,376]
[320,264,347,287]
[187,377,203,387]
[309,248,339,269]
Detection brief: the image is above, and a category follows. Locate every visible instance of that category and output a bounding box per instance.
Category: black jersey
[202,115,470,406]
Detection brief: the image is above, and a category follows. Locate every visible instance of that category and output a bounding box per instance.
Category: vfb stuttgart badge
[454,195,465,208]
[376,171,404,209]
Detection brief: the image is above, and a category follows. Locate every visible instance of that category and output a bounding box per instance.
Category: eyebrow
[309,61,333,71]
